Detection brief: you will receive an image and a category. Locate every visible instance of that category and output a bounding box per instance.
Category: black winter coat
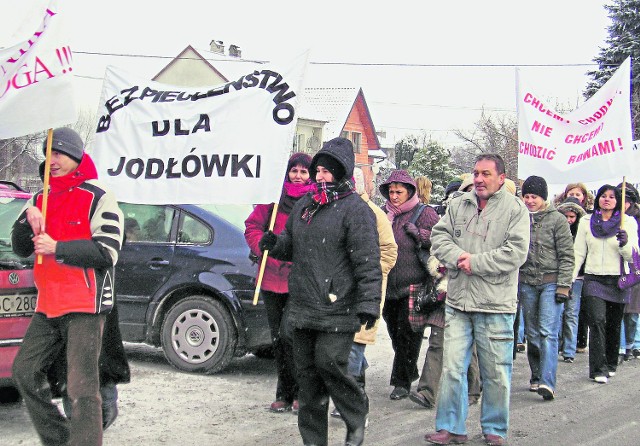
[270,193,382,333]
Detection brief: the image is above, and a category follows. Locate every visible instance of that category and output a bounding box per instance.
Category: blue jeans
[517,303,525,344]
[435,306,514,438]
[347,342,368,378]
[636,318,640,349]
[620,313,639,351]
[559,279,583,358]
[520,283,562,390]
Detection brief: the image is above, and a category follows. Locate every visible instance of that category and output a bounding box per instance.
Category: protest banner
[0,0,78,138]
[91,52,308,205]
[517,57,634,193]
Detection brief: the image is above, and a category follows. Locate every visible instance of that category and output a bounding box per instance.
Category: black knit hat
[315,154,345,181]
[522,175,548,200]
[43,127,84,163]
[617,182,639,204]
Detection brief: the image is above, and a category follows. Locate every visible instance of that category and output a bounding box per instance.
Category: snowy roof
[298,87,360,140]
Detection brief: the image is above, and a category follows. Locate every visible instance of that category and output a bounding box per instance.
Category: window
[120,203,174,243]
[351,132,362,153]
[340,130,349,139]
[178,213,211,244]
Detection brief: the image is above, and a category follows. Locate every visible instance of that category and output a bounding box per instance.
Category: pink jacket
[244,204,291,294]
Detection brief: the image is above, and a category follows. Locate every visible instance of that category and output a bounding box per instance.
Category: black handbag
[414,280,445,314]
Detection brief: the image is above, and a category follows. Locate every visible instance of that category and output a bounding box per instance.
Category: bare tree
[451,109,518,179]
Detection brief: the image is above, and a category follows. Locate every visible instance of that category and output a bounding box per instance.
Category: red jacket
[244,203,291,293]
[12,155,123,317]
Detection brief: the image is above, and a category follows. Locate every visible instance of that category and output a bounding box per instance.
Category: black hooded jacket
[269,138,382,332]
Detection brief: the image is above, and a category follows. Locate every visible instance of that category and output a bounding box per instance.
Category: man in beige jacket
[331,167,398,423]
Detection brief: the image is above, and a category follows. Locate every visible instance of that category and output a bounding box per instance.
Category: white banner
[0,0,78,138]
[91,52,308,205]
[517,57,634,190]
[548,139,640,201]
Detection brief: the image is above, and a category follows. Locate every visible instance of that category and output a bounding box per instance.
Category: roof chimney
[229,44,242,58]
[210,40,225,55]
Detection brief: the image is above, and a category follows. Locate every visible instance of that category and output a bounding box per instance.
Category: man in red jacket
[12,127,123,446]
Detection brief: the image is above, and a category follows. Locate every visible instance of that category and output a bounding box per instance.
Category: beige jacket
[354,192,398,344]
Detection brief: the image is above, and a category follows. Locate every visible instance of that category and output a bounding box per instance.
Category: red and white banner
[517,57,634,190]
[91,52,308,205]
[0,0,78,138]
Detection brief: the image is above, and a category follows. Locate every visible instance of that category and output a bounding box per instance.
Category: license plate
[0,294,37,318]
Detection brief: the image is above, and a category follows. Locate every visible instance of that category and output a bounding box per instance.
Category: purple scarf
[590,209,621,238]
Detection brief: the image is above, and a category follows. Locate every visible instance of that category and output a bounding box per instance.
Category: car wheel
[161,295,237,374]
[0,386,22,403]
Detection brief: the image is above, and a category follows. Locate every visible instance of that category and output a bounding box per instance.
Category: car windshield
[198,204,254,230]
[0,197,33,268]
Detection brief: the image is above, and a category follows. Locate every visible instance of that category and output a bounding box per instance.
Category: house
[150,44,388,193]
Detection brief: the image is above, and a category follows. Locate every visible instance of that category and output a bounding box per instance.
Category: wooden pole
[252,203,279,306]
[37,129,53,265]
[621,176,626,229]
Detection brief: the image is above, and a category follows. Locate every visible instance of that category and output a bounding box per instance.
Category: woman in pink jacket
[244,152,315,413]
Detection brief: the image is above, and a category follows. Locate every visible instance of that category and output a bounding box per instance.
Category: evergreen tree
[408,139,461,203]
[584,0,640,138]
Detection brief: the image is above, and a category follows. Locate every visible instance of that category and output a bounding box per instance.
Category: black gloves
[358,313,377,330]
[617,229,628,247]
[258,231,277,252]
[403,222,420,242]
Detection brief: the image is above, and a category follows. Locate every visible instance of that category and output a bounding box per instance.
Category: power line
[74,50,600,68]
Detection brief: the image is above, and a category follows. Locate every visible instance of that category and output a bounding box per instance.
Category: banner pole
[37,129,53,265]
[252,203,279,306]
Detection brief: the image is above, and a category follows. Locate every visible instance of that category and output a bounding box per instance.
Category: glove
[555,293,569,304]
[616,229,628,247]
[403,222,420,242]
[358,313,377,330]
[555,286,570,304]
[258,230,277,252]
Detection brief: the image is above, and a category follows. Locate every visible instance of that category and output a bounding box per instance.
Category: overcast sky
[3,0,613,147]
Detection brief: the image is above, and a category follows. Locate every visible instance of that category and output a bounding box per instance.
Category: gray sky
[3,0,612,147]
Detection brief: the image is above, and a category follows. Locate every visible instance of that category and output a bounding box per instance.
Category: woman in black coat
[260,137,381,446]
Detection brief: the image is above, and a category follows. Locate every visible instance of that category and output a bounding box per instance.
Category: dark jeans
[13,312,106,446]
[416,326,482,406]
[383,296,424,389]
[262,290,298,403]
[293,328,367,446]
[577,301,589,349]
[582,294,625,378]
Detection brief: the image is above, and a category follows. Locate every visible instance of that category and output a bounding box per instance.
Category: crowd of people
[11,130,639,446]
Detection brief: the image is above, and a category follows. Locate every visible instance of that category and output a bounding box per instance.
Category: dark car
[117,202,270,374]
[0,188,271,379]
[0,181,35,402]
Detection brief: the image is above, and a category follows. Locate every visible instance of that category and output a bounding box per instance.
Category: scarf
[301,178,355,223]
[279,180,316,215]
[385,193,420,222]
[590,209,621,238]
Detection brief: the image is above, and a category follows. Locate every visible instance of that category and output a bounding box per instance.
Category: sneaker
[608,371,616,377]
[537,384,554,401]
[576,347,587,353]
[529,383,539,392]
[425,430,468,444]
[269,400,292,413]
[292,400,299,414]
[594,376,608,384]
[516,343,526,352]
[633,348,640,358]
[563,357,574,363]
[330,407,341,418]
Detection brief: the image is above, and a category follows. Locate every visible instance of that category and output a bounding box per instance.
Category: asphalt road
[1,320,639,446]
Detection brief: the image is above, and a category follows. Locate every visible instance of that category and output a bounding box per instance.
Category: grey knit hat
[43,127,84,163]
